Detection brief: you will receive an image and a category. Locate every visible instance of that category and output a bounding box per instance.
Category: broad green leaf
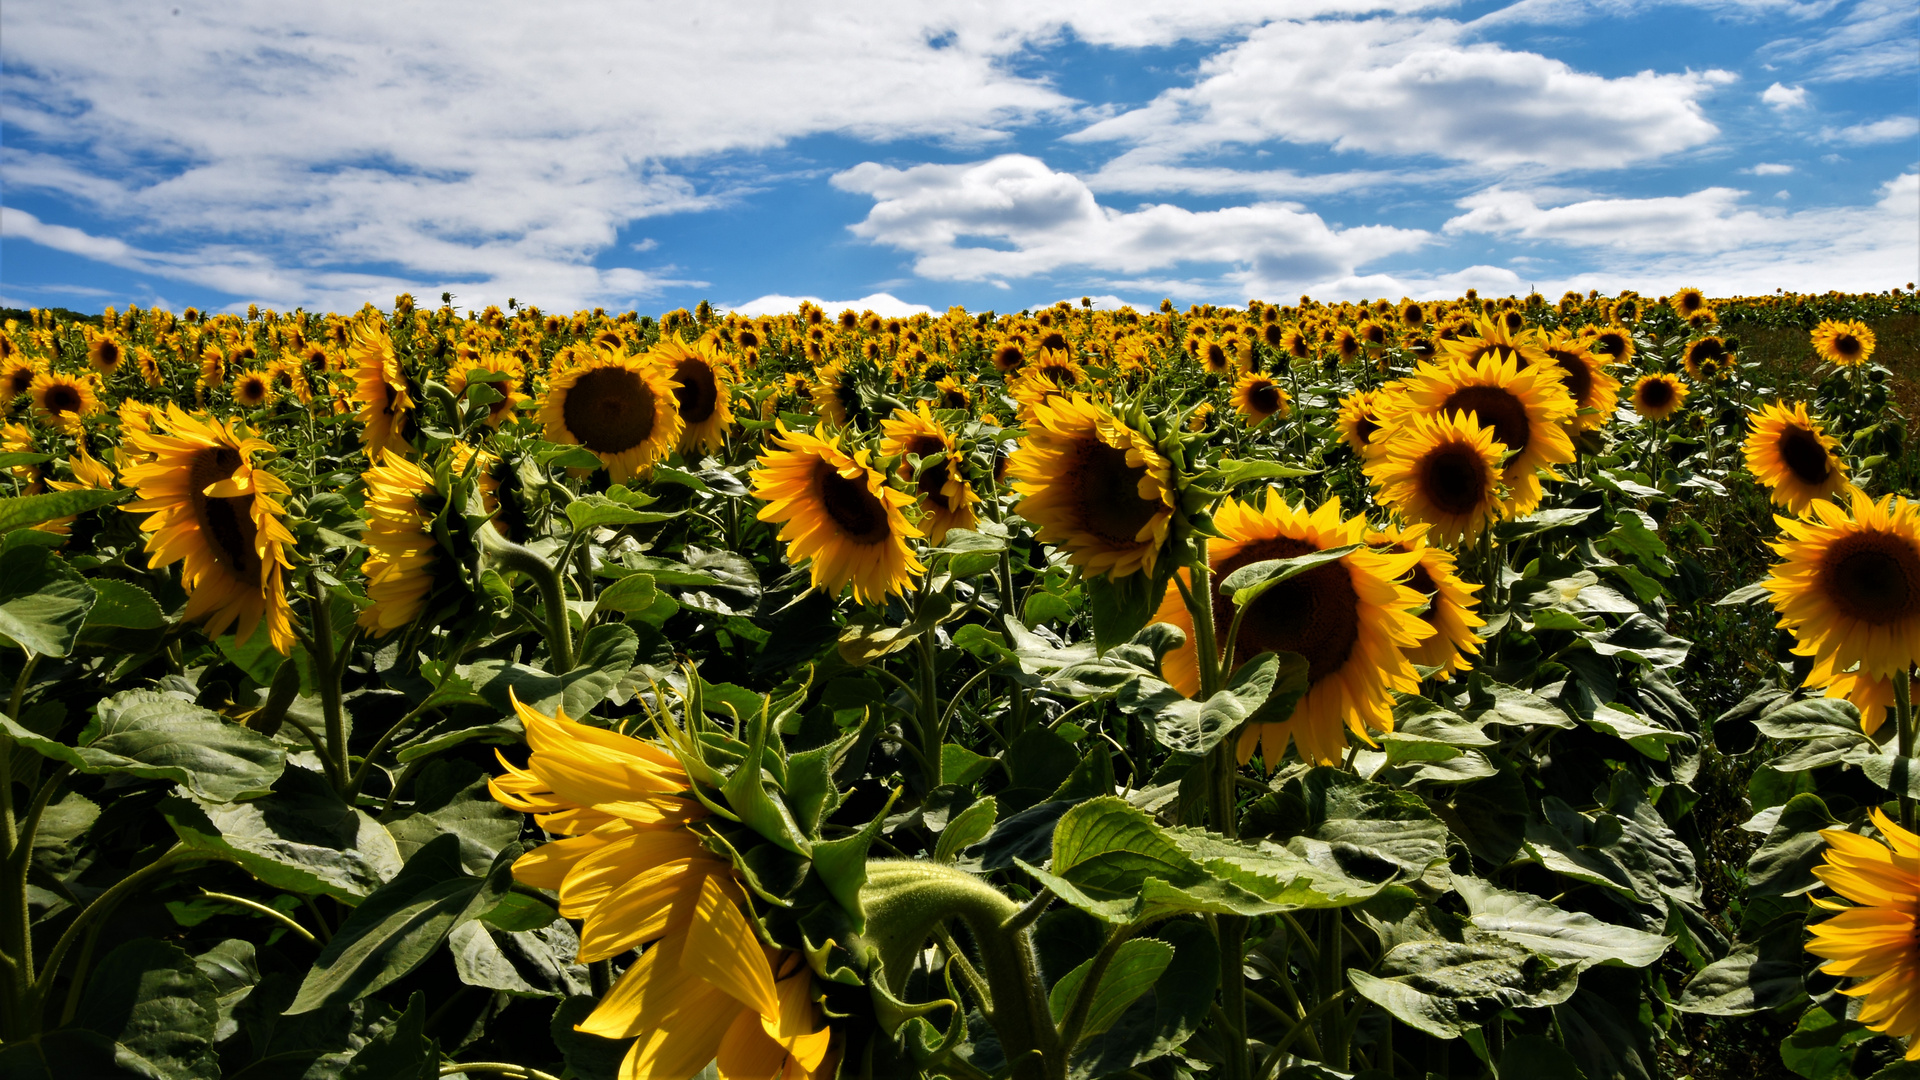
[592,572,657,617]
[1064,919,1219,1079]
[1455,877,1671,969]
[1348,931,1582,1038]
[1778,1007,1873,1080]
[165,768,403,903]
[466,621,639,718]
[1220,544,1362,606]
[565,494,680,530]
[0,486,127,533]
[75,938,220,1080]
[1753,695,1868,742]
[448,919,589,998]
[288,834,518,1013]
[935,797,998,863]
[1202,459,1318,486]
[80,579,165,630]
[339,990,435,1080]
[1,690,285,802]
[1673,930,1808,1015]
[1494,506,1599,541]
[1086,572,1161,653]
[479,891,562,933]
[1049,938,1174,1043]
[1745,793,1836,898]
[1119,652,1302,756]
[0,1030,130,1079]
[382,759,524,876]
[0,546,95,657]
[1468,682,1576,730]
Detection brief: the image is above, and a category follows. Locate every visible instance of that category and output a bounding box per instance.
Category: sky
[1,0,1915,318]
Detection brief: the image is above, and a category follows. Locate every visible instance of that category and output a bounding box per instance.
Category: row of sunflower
[0,283,1912,1080]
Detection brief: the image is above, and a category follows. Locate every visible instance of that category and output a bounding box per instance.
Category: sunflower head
[1368,521,1485,679]
[1683,336,1732,380]
[30,371,101,431]
[448,352,530,427]
[1670,287,1706,317]
[1008,395,1175,580]
[3,359,42,400]
[1231,372,1290,425]
[87,335,124,375]
[1363,410,1508,546]
[1767,491,1920,685]
[1812,319,1876,366]
[1630,373,1688,420]
[1381,351,1577,516]
[348,321,416,460]
[753,422,924,604]
[1538,331,1621,431]
[232,369,275,409]
[1805,808,1920,1055]
[538,348,684,482]
[647,337,736,455]
[357,451,447,636]
[1337,390,1384,454]
[1744,401,1852,514]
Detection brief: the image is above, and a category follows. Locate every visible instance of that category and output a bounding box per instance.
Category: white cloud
[1762,0,1919,81]
[1822,116,1920,145]
[1748,163,1797,174]
[1069,18,1734,171]
[1762,82,1809,109]
[1442,172,1920,293]
[726,292,935,318]
[832,154,1429,295]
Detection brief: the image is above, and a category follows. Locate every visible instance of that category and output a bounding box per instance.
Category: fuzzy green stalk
[0,652,37,1039]
[480,524,574,672]
[916,633,944,790]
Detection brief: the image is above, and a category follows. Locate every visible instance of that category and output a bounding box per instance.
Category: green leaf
[1673,929,1807,1015]
[466,622,639,718]
[165,768,404,904]
[1,689,285,802]
[565,494,681,530]
[382,759,525,876]
[1500,1035,1588,1080]
[448,919,589,998]
[1219,544,1362,606]
[1468,683,1576,730]
[478,891,562,933]
[940,743,998,789]
[1778,1007,1872,1080]
[1120,652,1296,756]
[1086,572,1161,653]
[75,938,220,1080]
[1753,696,1868,742]
[339,991,436,1080]
[1065,919,1219,1078]
[1495,506,1599,541]
[0,1030,131,1079]
[1715,581,1772,606]
[550,995,633,1080]
[0,546,95,656]
[1348,931,1582,1038]
[0,486,127,533]
[936,796,998,863]
[592,573,657,617]
[1049,938,1174,1042]
[1746,793,1837,898]
[1455,877,1671,970]
[80,579,165,631]
[288,834,518,1014]
[0,451,53,469]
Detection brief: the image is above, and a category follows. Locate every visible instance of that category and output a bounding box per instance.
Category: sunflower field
[0,284,1915,1080]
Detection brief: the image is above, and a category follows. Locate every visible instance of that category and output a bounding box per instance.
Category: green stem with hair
[1897,669,1915,830]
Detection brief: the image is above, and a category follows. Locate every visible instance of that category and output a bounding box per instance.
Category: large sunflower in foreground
[490,696,835,1080]
[1378,353,1576,517]
[1766,491,1920,686]
[357,451,440,636]
[651,337,736,455]
[1152,494,1432,767]
[348,322,415,460]
[753,421,923,604]
[880,403,979,545]
[540,349,684,482]
[1805,809,1920,1059]
[1008,395,1175,580]
[1368,522,1484,679]
[1435,316,1549,372]
[1363,410,1506,546]
[1744,401,1852,514]
[121,406,296,653]
[1629,373,1687,421]
[30,371,101,431]
[1230,372,1290,425]
[1812,319,1875,367]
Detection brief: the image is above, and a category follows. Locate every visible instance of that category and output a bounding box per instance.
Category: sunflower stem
[0,651,41,1039]
[480,525,574,673]
[1897,669,1915,830]
[916,632,944,790]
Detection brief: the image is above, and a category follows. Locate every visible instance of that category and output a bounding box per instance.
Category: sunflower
[1363,411,1506,546]
[3,358,42,403]
[1581,325,1636,367]
[934,376,971,410]
[1804,809,1920,1059]
[348,322,415,460]
[1812,319,1876,367]
[1009,368,1075,424]
[1630,373,1688,420]
[34,447,118,538]
[1436,316,1549,371]
[809,361,862,428]
[87,334,124,376]
[1744,401,1852,514]
[753,422,923,604]
[357,451,440,636]
[1682,336,1733,381]
[1670,287,1706,318]
[1766,491,1920,686]
[1610,296,1641,324]
[490,696,835,1080]
[1330,326,1362,364]
[541,349,684,483]
[1378,353,1576,516]
[448,352,530,427]
[30,371,101,431]
[649,337,736,455]
[1231,372,1290,425]
[1337,390,1384,454]
[990,339,1026,374]
[880,403,979,545]
[232,369,275,409]
[1367,522,1484,679]
[1008,395,1175,580]
[1537,331,1620,432]
[120,406,296,653]
[1152,494,1432,767]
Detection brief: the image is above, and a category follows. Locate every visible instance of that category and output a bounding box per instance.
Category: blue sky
[2,0,1914,317]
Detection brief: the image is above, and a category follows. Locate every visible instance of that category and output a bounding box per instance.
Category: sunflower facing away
[1008,395,1175,580]
[357,451,440,636]
[348,322,416,460]
[1368,522,1485,680]
[1152,493,1433,767]
[1630,373,1688,421]
[1812,319,1876,367]
[490,695,835,1080]
[30,371,102,431]
[753,421,924,604]
[1766,491,1920,688]
[1378,352,1577,517]
[541,348,685,482]
[1231,372,1290,425]
[651,337,736,455]
[1363,410,1507,546]
[1805,809,1920,1059]
[121,406,296,653]
[1744,401,1852,514]
[880,403,979,545]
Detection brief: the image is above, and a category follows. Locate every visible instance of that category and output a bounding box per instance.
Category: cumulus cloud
[1762,82,1809,109]
[1442,171,1919,292]
[1069,18,1734,171]
[726,292,935,318]
[1822,116,1920,145]
[832,154,1429,295]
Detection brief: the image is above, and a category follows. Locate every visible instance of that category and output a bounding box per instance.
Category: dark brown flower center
[672,359,719,425]
[43,384,82,414]
[1639,379,1675,411]
[1777,424,1832,485]
[8,369,34,396]
[917,458,955,508]
[1249,382,1283,415]
[1819,531,1920,626]
[189,444,259,572]
[1544,348,1594,407]
[1835,334,1862,358]
[1214,537,1359,685]
[1071,441,1161,546]
[563,366,657,453]
[1353,413,1380,446]
[1205,342,1228,369]
[1442,385,1531,453]
[815,462,890,544]
[1420,443,1491,515]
